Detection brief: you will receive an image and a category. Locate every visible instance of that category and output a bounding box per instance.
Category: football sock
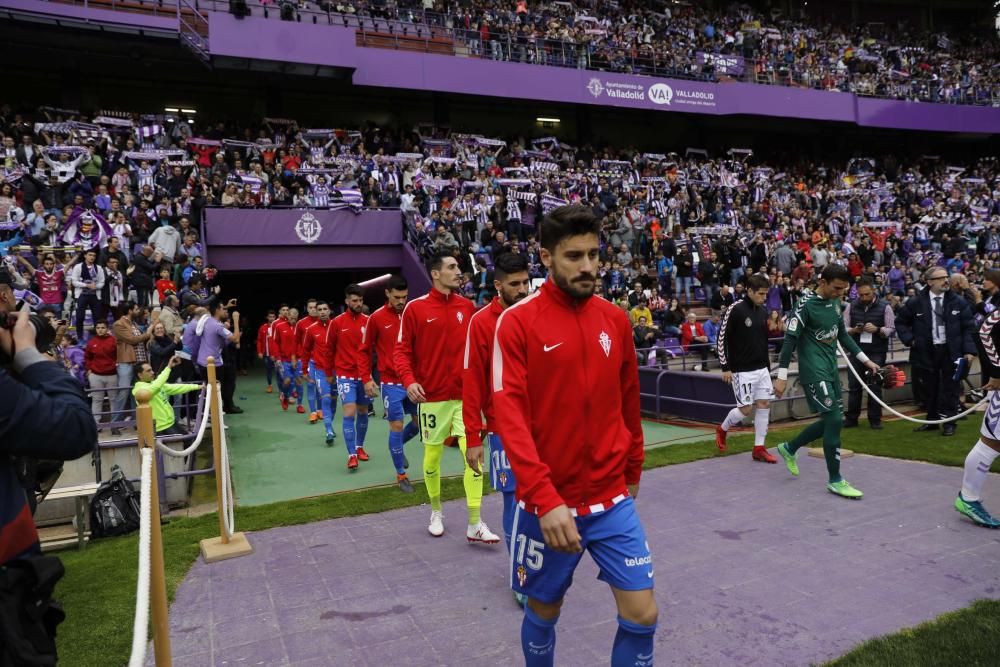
[306,375,318,412]
[402,420,419,443]
[281,376,294,400]
[786,419,825,455]
[721,407,744,432]
[321,391,335,433]
[754,408,770,447]
[459,437,483,525]
[388,430,406,475]
[502,491,517,554]
[522,606,557,667]
[356,409,369,446]
[821,410,844,483]
[265,359,273,385]
[611,615,657,667]
[424,443,443,511]
[962,440,999,502]
[342,414,357,456]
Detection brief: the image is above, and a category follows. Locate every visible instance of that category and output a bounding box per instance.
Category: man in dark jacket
[843,278,896,429]
[129,244,160,308]
[1,270,96,566]
[896,267,977,436]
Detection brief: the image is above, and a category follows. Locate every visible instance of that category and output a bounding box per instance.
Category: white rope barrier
[127,448,154,667]
[217,385,235,537]
[837,341,990,425]
[154,390,210,458]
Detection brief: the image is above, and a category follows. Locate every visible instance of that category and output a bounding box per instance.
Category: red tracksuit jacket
[300,319,329,368]
[272,317,296,362]
[256,322,274,357]
[294,315,317,368]
[359,304,403,385]
[462,297,504,449]
[492,280,644,517]
[394,288,475,402]
[320,310,368,378]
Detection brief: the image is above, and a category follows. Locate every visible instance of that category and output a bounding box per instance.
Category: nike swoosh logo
[528,642,553,650]
[426,318,438,323]
[647,571,654,578]
[543,342,563,352]
[637,652,653,660]
[384,324,393,328]
[340,328,349,332]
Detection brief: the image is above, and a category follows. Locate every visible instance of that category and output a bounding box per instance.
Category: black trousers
[221,362,237,410]
[74,293,101,340]
[846,350,887,425]
[921,344,960,420]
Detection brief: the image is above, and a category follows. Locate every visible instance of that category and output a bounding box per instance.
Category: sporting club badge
[499,472,508,487]
[457,312,464,324]
[599,331,612,357]
[516,565,528,587]
[745,317,753,327]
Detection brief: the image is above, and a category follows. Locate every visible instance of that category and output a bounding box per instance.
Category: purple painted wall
[208,245,402,272]
[203,208,402,246]
[0,0,177,30]
[204,12,1000,134]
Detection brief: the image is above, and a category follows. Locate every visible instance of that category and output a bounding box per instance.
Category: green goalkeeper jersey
[781,290,862,385]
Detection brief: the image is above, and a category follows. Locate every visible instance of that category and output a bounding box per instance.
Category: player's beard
[552,267,596,301]
[500,288,527,308]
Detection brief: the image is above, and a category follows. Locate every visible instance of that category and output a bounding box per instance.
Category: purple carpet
[152,452,1000,666]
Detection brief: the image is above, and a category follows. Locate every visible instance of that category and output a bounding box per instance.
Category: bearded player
[773,264,880,499]
[360,275,419,493]
[463,252,531,604]
[395,251,499,544]
[324,285,371,471]
[493,206,656,667]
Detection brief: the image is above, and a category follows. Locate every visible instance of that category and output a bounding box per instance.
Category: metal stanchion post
[199,357,253,563]
[134,388,172,667]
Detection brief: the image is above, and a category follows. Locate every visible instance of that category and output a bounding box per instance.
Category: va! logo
[295,212,323,244]
[647,83,673,106]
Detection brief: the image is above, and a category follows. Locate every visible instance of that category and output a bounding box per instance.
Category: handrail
[43,0,999,106]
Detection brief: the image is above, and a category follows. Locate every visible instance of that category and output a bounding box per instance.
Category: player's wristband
[856,352,870,364]
[777,368,789,381]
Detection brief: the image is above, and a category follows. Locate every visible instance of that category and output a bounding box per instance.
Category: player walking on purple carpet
[462,252,531,606]
[955,309,1000,527]
[493,206,657,667]
[773,265,880,499]
[716,273,776,463]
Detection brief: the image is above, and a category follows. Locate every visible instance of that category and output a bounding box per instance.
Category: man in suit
[896,267,977,436]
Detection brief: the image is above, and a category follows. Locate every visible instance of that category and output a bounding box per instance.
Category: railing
[177,0,210,57]
[35,0,999,106]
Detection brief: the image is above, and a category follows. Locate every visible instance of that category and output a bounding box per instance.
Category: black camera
[0,311,56,362]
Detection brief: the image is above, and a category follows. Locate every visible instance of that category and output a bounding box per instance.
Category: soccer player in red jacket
[294,299,318,418]
[272,306,297,410]
[360,275,418,493]
[463,251,531,605]
[323,285,372,470]
[256,309,277,393]
[394,251,499,544]
[492,206,657,667]
[301,301,336,446]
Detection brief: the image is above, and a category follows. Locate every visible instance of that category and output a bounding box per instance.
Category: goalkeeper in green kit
[773,265,880,499]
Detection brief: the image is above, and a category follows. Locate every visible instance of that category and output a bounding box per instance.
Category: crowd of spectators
[300,0,1000,104]
[1,103,999,371]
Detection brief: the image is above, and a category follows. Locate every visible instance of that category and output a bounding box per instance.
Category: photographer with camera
[0,267,96,664]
